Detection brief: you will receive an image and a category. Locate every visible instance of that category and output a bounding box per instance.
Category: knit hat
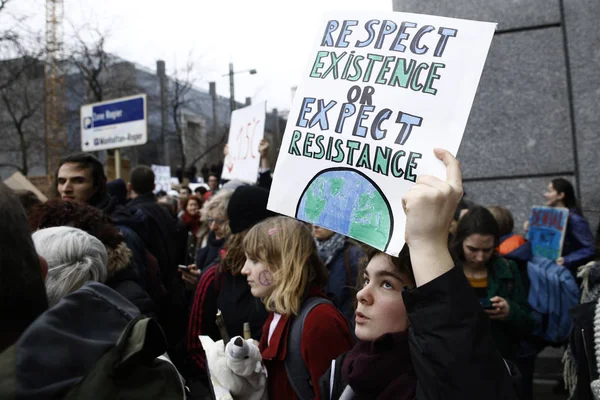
[227,186,277,234]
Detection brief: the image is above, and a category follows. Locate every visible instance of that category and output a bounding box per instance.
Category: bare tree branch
[169,60,195,170]
[0,0,10,14]
[188,131,227,167]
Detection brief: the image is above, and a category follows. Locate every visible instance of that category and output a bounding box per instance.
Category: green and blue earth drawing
[296,168,393,251]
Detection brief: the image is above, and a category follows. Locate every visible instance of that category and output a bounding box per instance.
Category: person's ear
[557,192,565,201]
[38,255,48,281]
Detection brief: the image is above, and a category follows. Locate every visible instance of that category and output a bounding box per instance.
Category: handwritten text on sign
[268,11,496,257]
[527,206,569,261]
[221,102,266,183]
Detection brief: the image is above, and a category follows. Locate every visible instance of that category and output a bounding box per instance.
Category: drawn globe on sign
[296,168,393,251]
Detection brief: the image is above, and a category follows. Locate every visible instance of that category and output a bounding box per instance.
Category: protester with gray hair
[32,226,108,307]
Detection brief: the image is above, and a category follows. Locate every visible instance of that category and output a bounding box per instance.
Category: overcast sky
[5,0,392,111]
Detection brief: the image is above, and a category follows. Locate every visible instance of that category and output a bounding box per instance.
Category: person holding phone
[451,206,534,362]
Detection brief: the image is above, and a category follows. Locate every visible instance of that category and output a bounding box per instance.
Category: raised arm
[402,148,462,287]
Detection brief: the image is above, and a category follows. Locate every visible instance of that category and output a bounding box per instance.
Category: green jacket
[486,257,535,360]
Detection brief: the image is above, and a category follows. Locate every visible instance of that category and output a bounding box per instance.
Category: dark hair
[358,244,415,288]
[14,190,42,215]
[487,205,514,237]
[450,206,500,264]
[180,186,192,195]
[194,187,208,196]
[130,165,155,195]
[28,200,124,249]
[54,152,107,202]
[454,197,474,221]
[551,178,582,215]
[0,183,48,352]
[156,190,167,198]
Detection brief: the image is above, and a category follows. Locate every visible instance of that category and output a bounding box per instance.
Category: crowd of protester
[1,138,599,400]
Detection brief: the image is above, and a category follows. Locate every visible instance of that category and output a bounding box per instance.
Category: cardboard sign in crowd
[267,11,496,256]
[527,206,569,261]
[222,102,267,184]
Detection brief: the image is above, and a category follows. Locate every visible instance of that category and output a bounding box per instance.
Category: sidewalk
[533,347,568,400]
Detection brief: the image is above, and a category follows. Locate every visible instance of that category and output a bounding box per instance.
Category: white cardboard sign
[221,102,267,183]
[268,11,496,256]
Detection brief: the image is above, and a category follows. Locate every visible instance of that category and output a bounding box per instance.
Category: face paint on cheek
[259,270,273,286]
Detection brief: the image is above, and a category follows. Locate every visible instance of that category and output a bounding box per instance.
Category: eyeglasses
[207,218,227,226]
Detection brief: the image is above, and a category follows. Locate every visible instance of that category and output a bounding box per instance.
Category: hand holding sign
[267,11,496,256]
[403,148,463,248]
[403,149,462,287]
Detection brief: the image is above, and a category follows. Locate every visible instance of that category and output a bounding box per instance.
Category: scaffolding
[44,0,66,176]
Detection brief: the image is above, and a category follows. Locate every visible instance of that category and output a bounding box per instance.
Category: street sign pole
[114,148,121,179]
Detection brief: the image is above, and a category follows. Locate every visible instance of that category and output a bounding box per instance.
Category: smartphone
[178,265,189,270]
[480,298,495,310]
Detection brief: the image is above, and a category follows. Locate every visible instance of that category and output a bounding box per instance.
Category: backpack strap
[285,296,333,400]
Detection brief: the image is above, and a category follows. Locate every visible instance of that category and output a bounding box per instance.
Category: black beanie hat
[227,185,277,234]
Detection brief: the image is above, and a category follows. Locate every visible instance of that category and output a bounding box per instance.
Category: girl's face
[462,234,495,270]
[355,254,412,341]
[544,183,565,207]
[241,255,275,298]
[186,199,200,215]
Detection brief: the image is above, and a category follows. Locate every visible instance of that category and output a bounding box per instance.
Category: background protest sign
[268,11,496,256]
[527,206,569,261]
[221,102,266,183]
[151,164,171,193]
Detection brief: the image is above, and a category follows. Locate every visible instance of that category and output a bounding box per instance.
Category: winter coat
[259,289,354,400]
[326,243,363,321]
[566,300,597,400]
[105,242,156,317]
[485,257,535,361]
[187,265,268,374]
[195,231,226,272]
[92,193,150,288]
[127,193,179,287]
[0,282,140,399]
[562,210,595,273]
[564,261,600,400]
[320,267,519,400]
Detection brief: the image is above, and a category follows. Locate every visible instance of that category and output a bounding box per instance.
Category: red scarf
[181,211,201,236]
[342,331,417,400]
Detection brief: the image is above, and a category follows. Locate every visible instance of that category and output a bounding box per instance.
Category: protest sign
[151,165,172,193]
[268,11,496,255]
[222,102,266,183]
[527,206,569,261]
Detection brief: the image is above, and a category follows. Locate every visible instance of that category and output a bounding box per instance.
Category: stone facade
[393,0,600,234]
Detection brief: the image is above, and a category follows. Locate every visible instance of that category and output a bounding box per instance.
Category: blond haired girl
[242,216,353,399]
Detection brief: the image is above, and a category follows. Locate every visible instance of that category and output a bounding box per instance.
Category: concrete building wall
[392,0,600,234]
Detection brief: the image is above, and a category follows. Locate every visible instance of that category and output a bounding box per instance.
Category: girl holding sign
[320,150,518,399]
[543,178,595,272]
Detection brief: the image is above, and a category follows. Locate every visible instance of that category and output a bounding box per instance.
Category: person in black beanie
[184,185,276,394]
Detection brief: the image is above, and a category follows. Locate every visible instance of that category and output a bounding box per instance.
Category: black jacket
[127,193,179,285]
[195,231,225,272]
[107,266,156,318]
[0,282,140,399]
[320,267,518,400]
[92,193,150,288]
[567,300,598,400]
